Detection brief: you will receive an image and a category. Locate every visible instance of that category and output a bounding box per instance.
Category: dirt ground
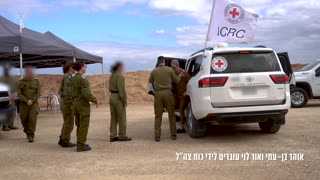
[0,103,319,180]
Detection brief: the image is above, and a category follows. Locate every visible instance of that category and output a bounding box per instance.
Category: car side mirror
[315,72,320,77]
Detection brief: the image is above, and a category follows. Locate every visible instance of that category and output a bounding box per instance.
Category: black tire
[185,103,206,138]
[291,88,308,108]
[259,119,281,134]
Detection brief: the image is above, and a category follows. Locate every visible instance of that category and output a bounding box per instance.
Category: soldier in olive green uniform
[58,62,76,148]
[109,62,132,142]
[17,67,41,143]
[71,62,98,152]
[149,56,182,142]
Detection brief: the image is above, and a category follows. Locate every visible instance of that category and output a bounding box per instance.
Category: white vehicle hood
[294,71,310,76]
[0,83,9,92]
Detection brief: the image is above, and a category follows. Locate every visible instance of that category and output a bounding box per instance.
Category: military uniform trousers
[20,102,39,138]
[60,100,74,143]
[154,90,176,137]
[109,94,127,139]
[74,99,91,148]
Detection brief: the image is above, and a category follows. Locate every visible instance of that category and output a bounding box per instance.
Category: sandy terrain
[0,103,319,180]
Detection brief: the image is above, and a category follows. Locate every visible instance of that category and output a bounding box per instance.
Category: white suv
[185,47,291,138]
[292,60,320,107]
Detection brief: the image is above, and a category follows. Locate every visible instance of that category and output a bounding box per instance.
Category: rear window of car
[211,52,281,74]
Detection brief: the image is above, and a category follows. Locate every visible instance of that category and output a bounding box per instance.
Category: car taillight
[270,74,289,84]
[199,77,228,88]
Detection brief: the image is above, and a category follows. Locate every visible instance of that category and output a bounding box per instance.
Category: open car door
[148,57,187,95]
[277,52,295,86]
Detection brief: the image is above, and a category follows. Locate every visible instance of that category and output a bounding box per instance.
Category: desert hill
[37,71,153,105]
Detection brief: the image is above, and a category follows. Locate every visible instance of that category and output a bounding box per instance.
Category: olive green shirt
[17,78,41,103]
[109,72,127,106]
[149,65,181,92]
[71,73,97,104]
[59,73,73,104]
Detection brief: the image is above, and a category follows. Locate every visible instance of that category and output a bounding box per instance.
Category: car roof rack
[191,47,214,57]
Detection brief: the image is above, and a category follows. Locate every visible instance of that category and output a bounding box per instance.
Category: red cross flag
[206,0,259,44]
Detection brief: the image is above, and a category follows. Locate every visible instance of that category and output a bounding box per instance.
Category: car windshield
[211,52,281,74]
[299,61,320,71]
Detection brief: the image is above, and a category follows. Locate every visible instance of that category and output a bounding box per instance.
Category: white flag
[207,0,259,44]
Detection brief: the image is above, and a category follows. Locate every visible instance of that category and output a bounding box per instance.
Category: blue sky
[0,0,319,74]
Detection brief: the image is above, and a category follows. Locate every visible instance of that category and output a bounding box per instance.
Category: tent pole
[19,53,23,79]
[102,61,107,106]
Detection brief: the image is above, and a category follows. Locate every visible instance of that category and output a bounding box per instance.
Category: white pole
[204,0,217,50]
[19,53,23,79]
[101,61,107,106]
[73,57,76,62]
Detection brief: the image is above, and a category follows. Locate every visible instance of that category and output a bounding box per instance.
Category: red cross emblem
[229,8,240,19]
[215,60,224,68]
[224,4,245,24]
[212,57,228,72]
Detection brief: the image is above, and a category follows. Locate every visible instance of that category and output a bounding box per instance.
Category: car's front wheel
[291,88,308,108]
[186,103,206,138]
[259,119,282,134]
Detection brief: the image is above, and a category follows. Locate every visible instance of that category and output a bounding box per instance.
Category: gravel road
[0,104,319,180]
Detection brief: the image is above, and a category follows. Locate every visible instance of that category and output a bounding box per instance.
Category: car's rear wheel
[291,88,308,108]
[259,119,281,134]
[186,103,206,138]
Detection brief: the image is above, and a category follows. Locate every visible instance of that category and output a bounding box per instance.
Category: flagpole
[204,0,217,50]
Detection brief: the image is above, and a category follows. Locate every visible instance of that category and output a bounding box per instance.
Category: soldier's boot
[9,125,19,130]
[155,136,160,142]
[2,126,10,131]
[118,136,132,142]
[77,145,92,152]
[110,137,119,142]
[27,137,34,143]
[171,135,177,140]
[58,138,76,148]
[177,128,186,134]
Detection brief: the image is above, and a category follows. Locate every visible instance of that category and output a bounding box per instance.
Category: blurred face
[69,66,75,74]
[117,64,124,73]
[25,67,35,79]
[171,62,179,69]
[81,64,87,74]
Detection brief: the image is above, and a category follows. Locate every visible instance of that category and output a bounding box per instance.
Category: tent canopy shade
[44,31,102,64]
[0,16,103,68]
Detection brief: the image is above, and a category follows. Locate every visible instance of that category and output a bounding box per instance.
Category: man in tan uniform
[17,67,41,143]
[171,60,191,134]
[149,56,183,142]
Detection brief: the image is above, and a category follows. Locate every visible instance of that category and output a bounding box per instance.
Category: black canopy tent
[0,16,106,103]
[0,16,103,67]
[44,31,102,63]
